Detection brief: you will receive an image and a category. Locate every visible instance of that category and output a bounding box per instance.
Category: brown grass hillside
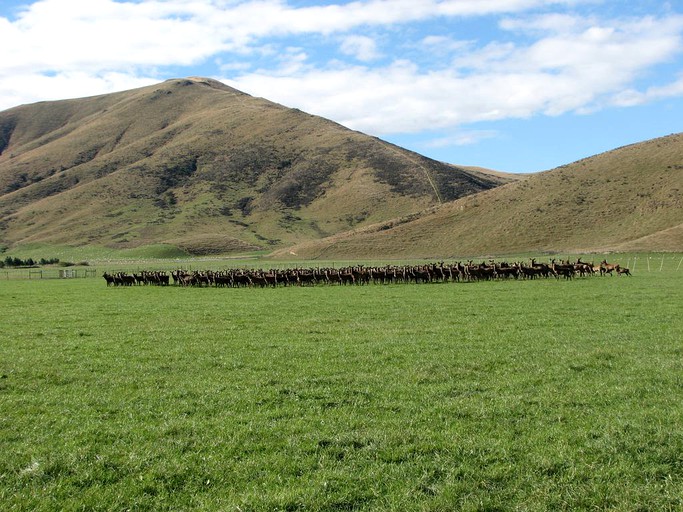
[271,133,683,259]
[0,77,509,254]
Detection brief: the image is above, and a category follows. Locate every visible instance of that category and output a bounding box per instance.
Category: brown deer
[600,260,620,276]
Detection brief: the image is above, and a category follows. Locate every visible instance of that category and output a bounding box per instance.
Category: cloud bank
[0,0,681,142]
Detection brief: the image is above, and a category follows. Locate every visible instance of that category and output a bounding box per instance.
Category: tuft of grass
[0,261,681,510]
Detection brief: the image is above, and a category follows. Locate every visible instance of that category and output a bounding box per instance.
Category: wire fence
[1,268,99,280]
[613,254,683,273]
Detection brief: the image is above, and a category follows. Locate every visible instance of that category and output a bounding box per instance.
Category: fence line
[2,254,682,280]
[2,268,98,280]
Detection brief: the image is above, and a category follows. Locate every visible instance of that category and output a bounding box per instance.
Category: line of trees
[1,256,60,268]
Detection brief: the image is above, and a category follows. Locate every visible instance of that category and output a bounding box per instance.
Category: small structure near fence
[28,270,43,279]
[58,268,97,278]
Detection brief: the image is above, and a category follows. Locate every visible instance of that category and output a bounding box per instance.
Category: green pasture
[1,260,682,511]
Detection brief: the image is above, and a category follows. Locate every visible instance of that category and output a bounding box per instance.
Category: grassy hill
[271,133,683,259]
[0,77,508,255]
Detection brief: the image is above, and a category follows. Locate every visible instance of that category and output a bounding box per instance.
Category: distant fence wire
[592,254,682,273]
[1,254,682,280]
[1,268,98,280]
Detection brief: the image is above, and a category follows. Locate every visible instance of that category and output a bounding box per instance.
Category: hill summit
[0,77,508,255]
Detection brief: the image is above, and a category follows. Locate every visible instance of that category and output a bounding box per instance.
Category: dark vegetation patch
[278,212,302,228]
[235,196,254,216]
[146,125,188,150]
[263,158,335,208]
[3,172,79,200]
[150,88,173,101]
[0,115,16,155]
[154,191,177,209]
[93,161,122,179]
[71,146,103,167]
[202,143,282,186]
[374,211,423,232]
[4,172,29,193]
[253,233,280,245]
[372,158,431,197]
[155,156,199,194]
[343,210,370,227]
[345,140,501,202]
[1,256,60,268]
[345,140,433,198]
[108,127,128,150]
[428,163,502,201]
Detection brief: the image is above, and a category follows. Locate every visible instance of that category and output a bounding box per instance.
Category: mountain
[0,77,509,255]
[271,133,683,259]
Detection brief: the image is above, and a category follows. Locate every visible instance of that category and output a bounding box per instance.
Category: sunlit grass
[1,264,682,510]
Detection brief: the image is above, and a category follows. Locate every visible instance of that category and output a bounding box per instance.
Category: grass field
[1,258,682,511]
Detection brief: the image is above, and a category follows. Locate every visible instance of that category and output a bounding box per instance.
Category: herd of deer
[102,259,631,287]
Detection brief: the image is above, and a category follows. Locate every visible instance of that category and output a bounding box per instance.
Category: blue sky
[1,0,681,173]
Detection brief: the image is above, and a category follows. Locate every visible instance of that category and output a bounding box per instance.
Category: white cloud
[611,75,683,107]
[420,35,472,53]
[0,71,157,109]
[340,35,381,61]
[645,75,683,100]
[0,0,222,75]
[425,130,499,147]
[226,13,683,134]
[0,0,681,144]
[0,0,597,78]
[500,12,589,34]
